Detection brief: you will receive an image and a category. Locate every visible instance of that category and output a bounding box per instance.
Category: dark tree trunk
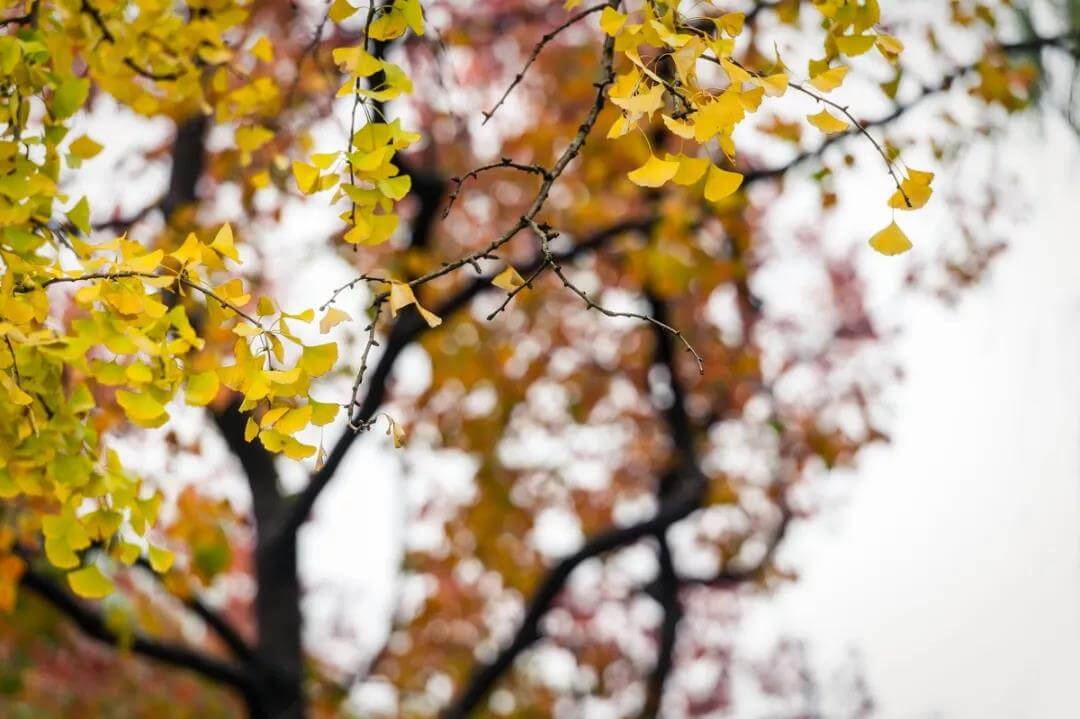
[167,118,304,719]
[252,532,304,719]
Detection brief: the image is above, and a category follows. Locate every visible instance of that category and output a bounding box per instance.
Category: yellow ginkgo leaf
[703,165,744,202]
[67,197,91,235]
[668,153,711,186]
[292,162,319,194]
[210,223,239,262]
[628,155,679,188]
[68,565,114,599]
[116,390,167,422]
[809,65,849,92]
[599,7,627,36]
[836,34,876,56]
[251,35,273,63]
[384,414,406,448]
[662,114,694,139]
[319,307,352,333]
[876,34,904,57]
[301,343,338,376]
[148,545,174,572]
[755,72,788,97]
[185,371,219,406]
[68,134,103,159]
[888,169,934,210]
[416,304,442,328]
[45,537,80,569]
[389,282,417,315]
[332,46,382,77]
[807,109,849,134]
[492,266,526,292]
[868,220,912,256]
[236,125,274,154]
[328,0,357,23]
[282,438,316,460]
[720,57,752,84]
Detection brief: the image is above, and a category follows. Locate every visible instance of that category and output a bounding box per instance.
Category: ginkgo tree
[0,0,1074,717]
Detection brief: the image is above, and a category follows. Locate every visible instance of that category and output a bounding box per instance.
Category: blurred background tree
[0,0,1077,718]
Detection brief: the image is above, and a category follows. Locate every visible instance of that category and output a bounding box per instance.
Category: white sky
[737,114,1080,719]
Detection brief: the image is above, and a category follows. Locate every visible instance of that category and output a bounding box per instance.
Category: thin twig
[527,218,704,374]
[481,2,609,125]
[443,159,549,218]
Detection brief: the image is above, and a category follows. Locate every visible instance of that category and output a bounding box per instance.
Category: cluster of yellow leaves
[0,0,426,606]
[2,219,345,599]
[588,0,931,256]
[291,0,423,250]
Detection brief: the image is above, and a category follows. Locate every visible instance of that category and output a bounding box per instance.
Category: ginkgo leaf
[148,545,174,572]
[185,371,219,406]
[52,77,89,119]
[245,417,259,442]
[332,46,382,76]
[868,220,912,256]
[628,155,679,188]
[662,114,695,139]
[236,125,274,154]
[720,58,752,85]
[716,12,745,36]
[378,174,411,200]
[876,34,904,60]
[45,537,80,569]
[600,7,627,36]
[703,165,744,202]
[251,36,273,63]
[417,304,442,328]
[492,266,526,292]
[809,65,849,92]
[68,134,103,159]
[68,566,114,599]
[888,169,934,210]
[282,438,316,460]
[836,34,876,56]
[328,0,357,23]
[384,414,406,448]
[668,154,710,186]
[807,109,849,134]
[67,197,91,235]
[319,307,351,333]
[292,162,319,194]
[301,343,338,376]
[116,390,167,422]
[755,72,788,97]
[389,282,417,315]
[310,401,341,426]
[211,224,240,262]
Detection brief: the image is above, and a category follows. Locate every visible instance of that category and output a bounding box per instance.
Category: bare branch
[481,2,608,124]
[17,558,256,699]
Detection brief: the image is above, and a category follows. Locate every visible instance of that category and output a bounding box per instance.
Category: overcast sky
[739,114,1080,719]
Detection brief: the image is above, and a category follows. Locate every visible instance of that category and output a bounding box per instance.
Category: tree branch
[640,535,680,719]
[18,562,257,699]
[440,466,706,719]
[278,216,652,537]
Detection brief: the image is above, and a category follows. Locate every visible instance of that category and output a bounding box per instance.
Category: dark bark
[213,401,303,719]
[641,536,681,719]
[18,560,259,705]
[162,116,303,719]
